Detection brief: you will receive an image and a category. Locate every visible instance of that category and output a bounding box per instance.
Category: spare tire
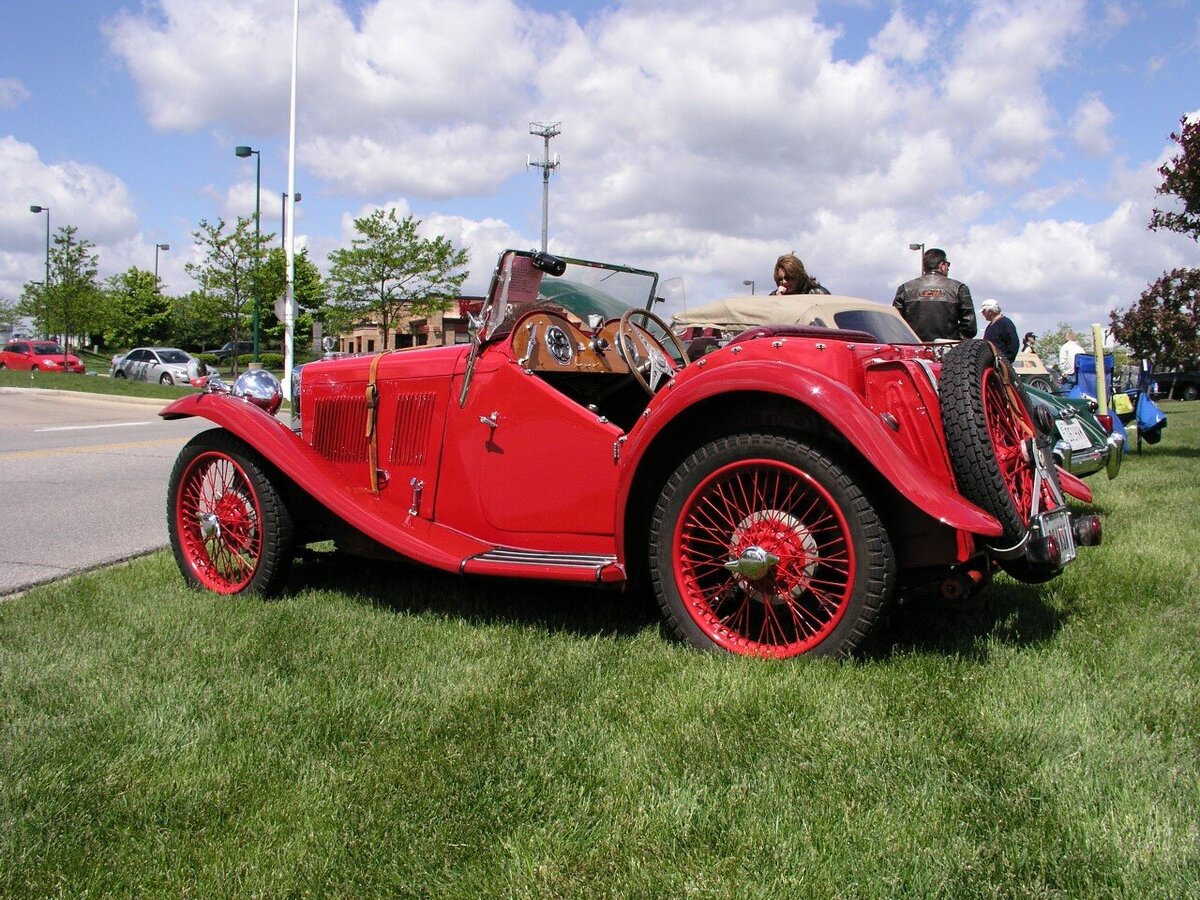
[939,340,1062,552]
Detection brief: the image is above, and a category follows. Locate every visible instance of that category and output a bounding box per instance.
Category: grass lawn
[2,397,1198,896]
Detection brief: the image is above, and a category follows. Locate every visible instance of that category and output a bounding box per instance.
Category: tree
[1109,114,1200,370]
[170,290,227,352]
[257,247,327,350]
[327,210,468,349]
[1149,115,1200,241]
[101,267,172,349]
[1109,268,1200,369]
[16,225,104,353]
[185,217,272,372]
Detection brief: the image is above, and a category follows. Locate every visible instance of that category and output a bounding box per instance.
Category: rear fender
[160,394,489,570]
[618,360,1003,538]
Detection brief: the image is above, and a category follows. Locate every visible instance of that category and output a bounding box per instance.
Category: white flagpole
[283,0,300,395]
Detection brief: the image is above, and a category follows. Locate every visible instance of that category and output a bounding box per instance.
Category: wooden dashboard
[510,311,633,375]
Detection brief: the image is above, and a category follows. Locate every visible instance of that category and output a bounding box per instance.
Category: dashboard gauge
[546,325,574,364]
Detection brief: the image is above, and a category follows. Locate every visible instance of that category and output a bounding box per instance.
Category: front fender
[161,393,490,570]
[619,360,1004,538]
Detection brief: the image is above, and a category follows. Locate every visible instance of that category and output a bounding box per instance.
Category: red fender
[617,358,1004,539]
[161,393,491,571]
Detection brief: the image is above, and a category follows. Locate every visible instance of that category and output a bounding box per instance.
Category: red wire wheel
[939,340,1061,545]
[168,430,294,595]
[650,434,894,658]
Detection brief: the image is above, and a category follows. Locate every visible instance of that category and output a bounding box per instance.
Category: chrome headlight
[232,368,283,415]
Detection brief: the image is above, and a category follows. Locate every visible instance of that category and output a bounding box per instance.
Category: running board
[460,548,625,583]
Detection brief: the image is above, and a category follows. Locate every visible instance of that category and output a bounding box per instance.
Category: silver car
[110,347,196,386]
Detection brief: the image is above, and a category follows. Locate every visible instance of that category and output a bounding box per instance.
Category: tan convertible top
[671,294,894,331]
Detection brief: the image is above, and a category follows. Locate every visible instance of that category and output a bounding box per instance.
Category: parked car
[161,250,1100,660]
[1149,369,1200,401]
[209,340,255,362]
[0,339,85,373]
[674,293,1123,479]
[1013,349,1061,393]
[110,347,197,385]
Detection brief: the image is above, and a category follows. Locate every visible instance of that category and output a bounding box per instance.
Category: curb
[0,386,171,407]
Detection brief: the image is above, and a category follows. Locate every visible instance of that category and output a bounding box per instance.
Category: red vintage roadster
[162,250,1100,658]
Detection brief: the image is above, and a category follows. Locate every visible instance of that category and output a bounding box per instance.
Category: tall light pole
[154,242,170,288]
[29,205,51,342]
[235,145,262,362]
[908,242,925,273]
[742,279,755,295]
[528,122,560,252]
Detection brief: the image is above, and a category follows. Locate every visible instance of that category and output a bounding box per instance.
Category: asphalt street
[0,387,213,595]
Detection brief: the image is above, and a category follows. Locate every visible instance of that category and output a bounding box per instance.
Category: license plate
[1040,508,1076,564]
[1056,418,1092,451]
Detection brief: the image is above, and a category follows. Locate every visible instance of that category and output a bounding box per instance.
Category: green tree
[101,267,172,349]
[170,290,227,352]
[16,225,104,353]
[257,247,327,351]
[1149,115,1200,240]
[185,217,272,372]
[327,209,468,349]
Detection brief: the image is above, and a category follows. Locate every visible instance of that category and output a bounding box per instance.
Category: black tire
[648,434,895,659]
[941,340,1064,577]
[112,369,126,379]
[167,429,294,596]
[160,373,174,386]
[1182,384,1198,402]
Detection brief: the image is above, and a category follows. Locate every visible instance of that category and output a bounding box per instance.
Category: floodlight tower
[528,122,561,252]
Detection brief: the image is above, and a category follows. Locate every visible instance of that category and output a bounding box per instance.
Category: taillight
[1096,413,1113,434]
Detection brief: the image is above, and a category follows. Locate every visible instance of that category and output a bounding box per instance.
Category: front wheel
[649,434,895,658]
[168,429,294,595]
[1182,384,1198,402]
[160,373,174,386]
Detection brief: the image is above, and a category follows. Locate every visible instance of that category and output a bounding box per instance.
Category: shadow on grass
[283,548,1075,658]
[869,579,1073,661]
[285,550,662,640]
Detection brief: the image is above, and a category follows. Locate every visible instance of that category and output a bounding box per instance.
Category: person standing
[1058,331,1085,385]
[892,248,976,341]
[1022,332,1037,354]
[980,298,1019,362]
[770,253,830,295]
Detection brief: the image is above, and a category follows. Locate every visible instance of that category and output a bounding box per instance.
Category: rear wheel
[113,369,126,379]
[649,434,895,658]
[1182,384,1198,402]
[1025,376,1054,393]
[168,429,294,595]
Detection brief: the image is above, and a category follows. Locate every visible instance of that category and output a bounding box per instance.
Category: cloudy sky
[1,0,1197,338]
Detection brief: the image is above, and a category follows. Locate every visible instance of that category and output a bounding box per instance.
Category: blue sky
[2,0,1198,339]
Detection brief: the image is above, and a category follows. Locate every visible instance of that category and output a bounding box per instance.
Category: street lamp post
[281,192,301,249]
[908,242,925,273]
[235,145,262,362]
[742,279,755,295]
[29,205,52,344]
[154,242,170,288]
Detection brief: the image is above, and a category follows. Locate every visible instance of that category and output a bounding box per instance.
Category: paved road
[0,388,214,595]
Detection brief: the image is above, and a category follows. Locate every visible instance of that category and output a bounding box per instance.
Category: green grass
[2,403,1198,897]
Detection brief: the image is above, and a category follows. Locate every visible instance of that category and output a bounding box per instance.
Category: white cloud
[0,78,30,109]
[869,10,930,63]
[1071,95,1114,156]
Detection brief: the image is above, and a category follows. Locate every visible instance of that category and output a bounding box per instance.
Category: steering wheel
[616,308,691,396]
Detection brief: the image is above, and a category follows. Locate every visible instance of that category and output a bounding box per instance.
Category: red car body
[0,340,85,373]
[162,250,1098,658]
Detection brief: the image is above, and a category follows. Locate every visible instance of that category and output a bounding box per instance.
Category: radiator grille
[390,392,436,465]
[312,393,367,463]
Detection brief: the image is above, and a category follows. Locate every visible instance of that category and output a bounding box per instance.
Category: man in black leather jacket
[892,248,977,341]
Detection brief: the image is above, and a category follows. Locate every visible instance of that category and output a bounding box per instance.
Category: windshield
[482,251,659,340]
[33,343,65,355]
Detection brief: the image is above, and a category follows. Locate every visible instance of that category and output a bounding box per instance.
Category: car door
[125,349,152,381]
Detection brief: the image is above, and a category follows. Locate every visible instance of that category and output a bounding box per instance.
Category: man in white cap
[980,298,1019,362]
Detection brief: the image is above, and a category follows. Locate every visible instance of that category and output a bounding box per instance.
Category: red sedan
[0,339,86,373]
